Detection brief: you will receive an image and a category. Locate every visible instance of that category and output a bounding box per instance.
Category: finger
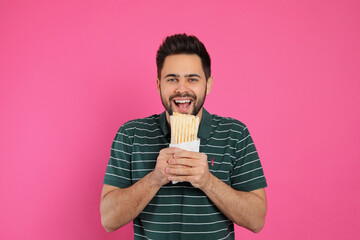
[168,175,192,182]
[174,150,206,160]
[170,165,187,169]
[169,157,198,167]
[162,148,194,156]
[159,147,182,155]
[166,166,194,176]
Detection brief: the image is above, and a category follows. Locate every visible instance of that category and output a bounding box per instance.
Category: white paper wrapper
[169,139,200,184]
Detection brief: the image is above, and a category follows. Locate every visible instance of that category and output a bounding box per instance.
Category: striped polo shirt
[104,108,267,240]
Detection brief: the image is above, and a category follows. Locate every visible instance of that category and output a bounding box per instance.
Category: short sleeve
[103,125,133,188]
[231,127,267,191]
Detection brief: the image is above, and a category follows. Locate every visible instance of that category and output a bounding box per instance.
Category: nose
[175,79,188,93]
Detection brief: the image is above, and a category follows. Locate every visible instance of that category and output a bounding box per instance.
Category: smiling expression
[157,54,213,122]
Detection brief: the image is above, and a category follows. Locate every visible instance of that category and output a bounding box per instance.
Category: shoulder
[211,114,248,134]
[118,114,161,134]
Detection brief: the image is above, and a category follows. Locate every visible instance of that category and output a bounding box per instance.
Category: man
[100,34,267,239]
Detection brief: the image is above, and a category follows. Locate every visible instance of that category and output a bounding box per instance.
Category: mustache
[169,93,196,101]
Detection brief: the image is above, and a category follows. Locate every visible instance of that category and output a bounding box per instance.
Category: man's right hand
[101,148,174,232]
[151,147,176,186]
[151,147,191,187]
[101,147,186,232]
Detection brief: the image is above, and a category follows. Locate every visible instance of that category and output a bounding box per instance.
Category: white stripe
[132,160,156,163]
[141,219,228,225]
[237,150,258,161]
[116,132,133,138]
[234,158,260,170]
[132,169,153,172]
[236,142,254,153]
[154,175,228,182]
[206,160,232,166]
[134,142,168,147]
[211,118,221,122]
[134,232,152,240]
[134,224,229,234]
[161,184,201,189]
[232,175,264,186]
[213,129,231,133]
[200,144,236,150]
[126,127,162,133]
[141,211,222,216]
[107,165,130,172]
[113,140,132,146]
[209,136,239,141]
[154,195,207,198]
[242,158,260,167]
[214,129,243,134]
[132,151,160,154]
[204,152,224,157]
[105,173,130,181]
[231,167,263,178]
[109,156,129,163]
[127,121,160,127]
[204,152,236,159]
[111,148,131,155]
[210,169,229,174]
[218,231,234,240]
[161,185,197,189]
[133,134,165,139]
[135,121,160,126]
[212,121,247,129]
[147,203,214,207]
[236,134,251,144]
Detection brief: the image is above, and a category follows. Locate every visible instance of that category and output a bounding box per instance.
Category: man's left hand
[166,149,212,189]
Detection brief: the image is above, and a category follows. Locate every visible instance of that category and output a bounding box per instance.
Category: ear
[206,76,214,95]
[156,77,161,95]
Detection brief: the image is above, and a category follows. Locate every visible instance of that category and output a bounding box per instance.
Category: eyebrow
[164,74,179,78]
[185,74,201,78]
[164,73,201,78]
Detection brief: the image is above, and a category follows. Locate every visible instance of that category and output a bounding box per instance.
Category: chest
[130,134,236,186]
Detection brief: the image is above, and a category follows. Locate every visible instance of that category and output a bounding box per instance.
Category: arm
[167,150,267,233]
[100,172,160,232]
[100,148,176,232]
[202,175,267,233]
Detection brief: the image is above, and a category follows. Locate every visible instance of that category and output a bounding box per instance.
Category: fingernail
[169,159,173,164]
[166,168,170,173]
[168,176,172,180]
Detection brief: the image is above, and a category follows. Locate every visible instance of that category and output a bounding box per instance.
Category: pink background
[1,0,359,239]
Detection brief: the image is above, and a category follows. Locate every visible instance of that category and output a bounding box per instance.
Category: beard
[160,88,207,116]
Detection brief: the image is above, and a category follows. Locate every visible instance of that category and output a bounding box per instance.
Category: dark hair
[156,34,211,80]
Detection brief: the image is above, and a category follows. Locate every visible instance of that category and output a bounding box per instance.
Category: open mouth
[173,99,193,113]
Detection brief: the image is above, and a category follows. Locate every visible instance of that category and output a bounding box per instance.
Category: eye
[167,78,177,82]
[188,78,198,82]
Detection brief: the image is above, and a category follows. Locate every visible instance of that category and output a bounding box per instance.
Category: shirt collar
[159,111,170,137]
[159,108,212,139]
[198,108,212,139]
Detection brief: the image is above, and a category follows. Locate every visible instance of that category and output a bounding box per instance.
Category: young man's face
[157,54,213,120]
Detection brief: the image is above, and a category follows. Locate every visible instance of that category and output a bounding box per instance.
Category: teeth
[175,100,191,103]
